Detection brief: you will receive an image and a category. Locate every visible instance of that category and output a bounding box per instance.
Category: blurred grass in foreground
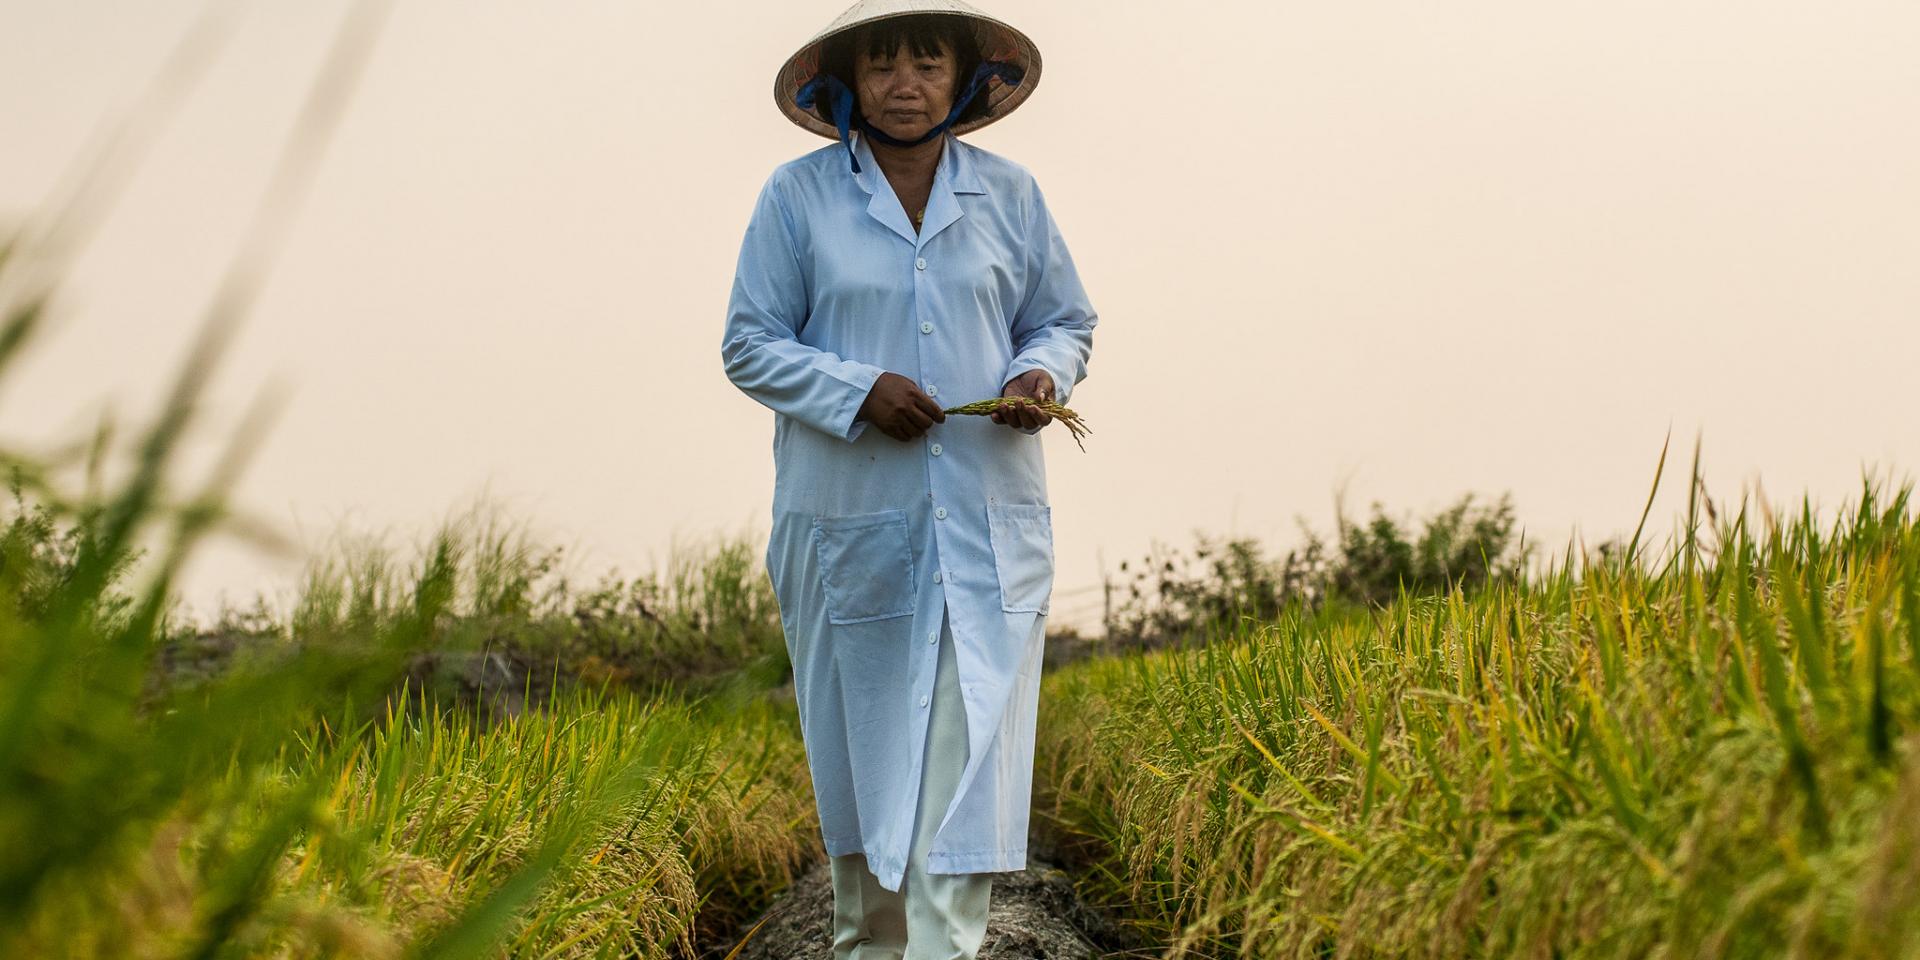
[7,673,809,958]
[0,2,812,951]
[0,456,812,958]
[1039,448,1920,958]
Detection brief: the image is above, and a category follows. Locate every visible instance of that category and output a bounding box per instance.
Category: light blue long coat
[720,130,1096,893]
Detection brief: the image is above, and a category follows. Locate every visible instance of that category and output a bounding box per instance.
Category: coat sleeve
[1003,175,1097,423]
[722,173,886,442]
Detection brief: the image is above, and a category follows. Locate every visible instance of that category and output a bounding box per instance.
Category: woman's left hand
[992,370,1056,430]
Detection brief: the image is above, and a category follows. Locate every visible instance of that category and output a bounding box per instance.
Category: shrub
[1106,493,1528,647]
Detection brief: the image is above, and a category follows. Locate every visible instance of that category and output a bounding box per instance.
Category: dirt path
[722,854,1130,959]
[713,631,1172,958]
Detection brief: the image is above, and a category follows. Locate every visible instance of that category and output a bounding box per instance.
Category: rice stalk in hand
[942,396,1091,452]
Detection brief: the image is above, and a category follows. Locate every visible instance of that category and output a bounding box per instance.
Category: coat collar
[851,132,984,248]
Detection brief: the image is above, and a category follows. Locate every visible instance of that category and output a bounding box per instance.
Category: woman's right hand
[857,372,945,441]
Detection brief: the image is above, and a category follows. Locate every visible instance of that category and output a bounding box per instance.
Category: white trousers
[829,607,993,959]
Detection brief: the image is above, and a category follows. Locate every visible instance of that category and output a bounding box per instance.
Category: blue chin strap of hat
[794,60,1025,174]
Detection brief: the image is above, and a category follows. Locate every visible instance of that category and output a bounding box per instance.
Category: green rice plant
[1036,456,1920,959]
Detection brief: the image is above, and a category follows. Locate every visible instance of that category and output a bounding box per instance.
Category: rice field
[11,244,1917,954]
[0,465,815,958]
[1035,462,1920,958]
[13,9,1920,956]
[12,322,1920,958]
[10,288,1919,956]
[11,114,1915,952]
[6,687,812,958]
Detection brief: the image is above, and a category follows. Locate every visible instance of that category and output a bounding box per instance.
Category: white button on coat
[930,443,943,456]
[934,506,948,520]
[915,257,927,270]
[920,321,934,334]
[721,132,1097,894]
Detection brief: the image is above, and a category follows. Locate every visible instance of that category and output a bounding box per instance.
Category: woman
[720,2,1096,955]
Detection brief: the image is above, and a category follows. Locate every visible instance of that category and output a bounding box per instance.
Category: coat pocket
[986,502,1054,614]
[812,509,916,624]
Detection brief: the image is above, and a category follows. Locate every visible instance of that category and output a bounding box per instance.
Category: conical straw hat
[774,0,1042,140]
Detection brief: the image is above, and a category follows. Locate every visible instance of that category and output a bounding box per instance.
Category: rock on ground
[723,853,1128,960]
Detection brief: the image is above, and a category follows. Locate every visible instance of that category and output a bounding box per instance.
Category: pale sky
[3,1,1917,633]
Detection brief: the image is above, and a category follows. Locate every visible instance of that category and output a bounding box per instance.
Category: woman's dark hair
[814,14,990,130]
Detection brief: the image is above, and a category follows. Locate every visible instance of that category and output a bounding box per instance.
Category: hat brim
[773,5,1042,140]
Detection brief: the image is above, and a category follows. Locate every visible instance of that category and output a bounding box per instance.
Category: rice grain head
[942,396,1092,452]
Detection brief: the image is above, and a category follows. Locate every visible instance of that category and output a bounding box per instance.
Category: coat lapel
[852,134,918,245]
[916,136,985,248]
[850,133,986,249]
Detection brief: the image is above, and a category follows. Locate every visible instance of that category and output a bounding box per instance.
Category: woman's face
[852,39,957,143]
